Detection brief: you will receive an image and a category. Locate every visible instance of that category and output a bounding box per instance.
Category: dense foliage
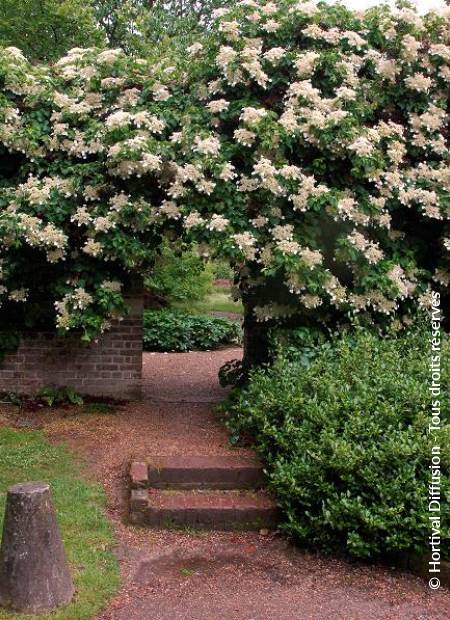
[0,0,449,346]
[0,0,104,61]
[222,327,450,559]
[145,242,214,304]
[0,1,236,61]
[143,308,241,351]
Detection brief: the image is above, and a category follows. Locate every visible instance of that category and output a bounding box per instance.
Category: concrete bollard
[0,481,74,613]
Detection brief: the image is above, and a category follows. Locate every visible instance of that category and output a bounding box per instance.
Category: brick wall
[0,295,143,400]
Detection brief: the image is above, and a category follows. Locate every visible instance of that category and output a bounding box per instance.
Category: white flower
[233,232,256,246]
[219,20,240,38]
[101,280,122,292]
[251,216,268,228]
[429,43,450,60]
[208,214,229,231]
[9,288,28,302]
[159,200,180,219]
[152,83,171,101]
[193,135,221,155]
[97,49,123,64]
[216,46,237,70]
[342,31,366,49]
[141,153,162,171]
[300,248,323,267]
[240,107,267,125]
[206,99,230,113]
[401,35,421,61]
[4,47,26,61]
[300,294,322,309]
[109,193,129,211]
[234,128,256,146]
[279,108,298,133]
[396,7,423,30]
[348,136,374,157]
[335,86,357,101]
[211,8,229,20]
[105,111,132,129]
[375,58,397,82]
[187,42,204,56]
[184,211,205,228]
[94,216,115,232]
[348,231,384,264]
[261,2,277,16]
[72,287,93,309]
[82,239,102,256]
[295,52,319,77]
[289,1,318,16]
[263,47,286,63]
[262,19,280,33]
[71,207,91,226]
[404,73,432,93]
[101,77,125,89]
[272,224,294,241]
[170,131,183,143]
[134,112,165,132]
[418,289,434,309]
[219,162,236,181]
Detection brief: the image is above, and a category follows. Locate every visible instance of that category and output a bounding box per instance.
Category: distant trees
[0,0,104,61]
[0,0,236,61]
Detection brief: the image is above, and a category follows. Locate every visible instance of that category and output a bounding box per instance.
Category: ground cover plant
[222,326,450,559]
[143,308,241,351]
[0,427,119,619]
[0,0,448,368]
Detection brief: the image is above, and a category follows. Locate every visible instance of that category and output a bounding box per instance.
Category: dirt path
[4,349,449,619]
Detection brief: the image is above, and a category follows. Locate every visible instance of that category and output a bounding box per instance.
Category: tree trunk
[0,481,74,613]
[242,303,271,370]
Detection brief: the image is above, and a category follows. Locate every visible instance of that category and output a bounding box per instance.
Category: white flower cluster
[0,0,449,335]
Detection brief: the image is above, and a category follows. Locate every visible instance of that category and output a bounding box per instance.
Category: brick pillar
[0,294,143,400]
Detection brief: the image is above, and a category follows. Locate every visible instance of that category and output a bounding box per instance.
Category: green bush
[143,309,241,352]
[145,243,214,305]
[222,328,450,559]
[212,259,234,281]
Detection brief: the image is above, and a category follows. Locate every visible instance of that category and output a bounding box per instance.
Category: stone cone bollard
[0,481,74,613]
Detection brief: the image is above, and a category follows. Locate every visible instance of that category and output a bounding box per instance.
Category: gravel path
[6,348,448,619]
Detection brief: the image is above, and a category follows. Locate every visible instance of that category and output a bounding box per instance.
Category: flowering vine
[0,0,449,351]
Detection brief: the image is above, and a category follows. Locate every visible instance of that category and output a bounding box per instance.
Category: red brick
[130,488,148,512]
[144,489,278,530]
[0,294,143,399]
[147,455,266,490]
[130,462,149,488]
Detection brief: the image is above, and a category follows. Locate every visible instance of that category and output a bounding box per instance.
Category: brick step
[130,456,266,490]
[130,489,278,530]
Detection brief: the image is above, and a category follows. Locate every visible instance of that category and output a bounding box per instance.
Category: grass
[173,286,243,316]
[0,427,119,620]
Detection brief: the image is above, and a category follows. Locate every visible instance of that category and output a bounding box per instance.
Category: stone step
[130,488,278,530]
[130,456,266,490]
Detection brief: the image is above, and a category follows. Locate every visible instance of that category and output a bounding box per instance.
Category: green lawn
[174,286,244,316]
[0,427,119,620]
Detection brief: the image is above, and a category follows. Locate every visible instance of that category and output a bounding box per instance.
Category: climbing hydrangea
[0,0,449,338]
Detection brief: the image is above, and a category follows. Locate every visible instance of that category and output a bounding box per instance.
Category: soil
[1,347,449,619]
